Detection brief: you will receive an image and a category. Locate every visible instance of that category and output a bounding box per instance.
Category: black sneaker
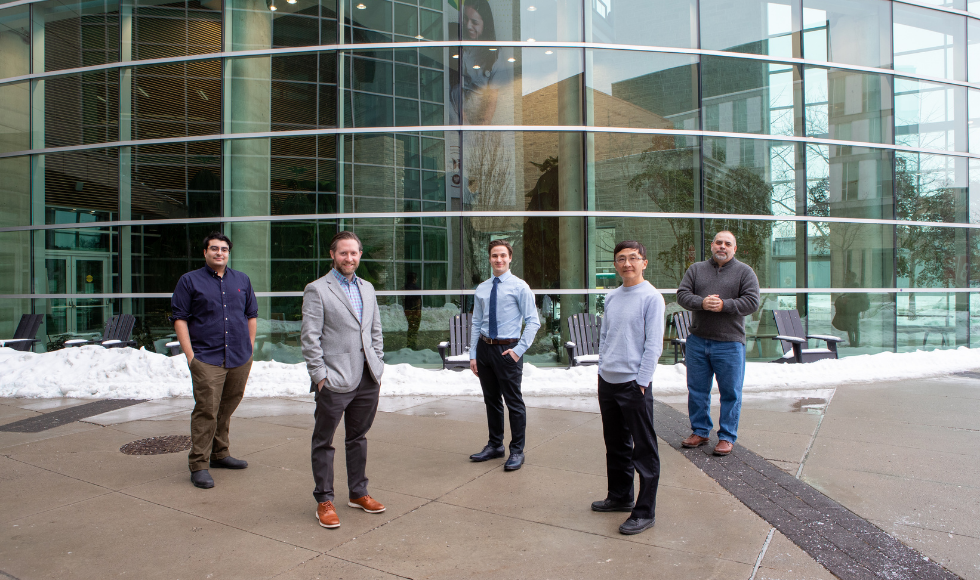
[619,517,655,535]
[591,498,635,512]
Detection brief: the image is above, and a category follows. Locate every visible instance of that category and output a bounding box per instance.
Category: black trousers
[598,375,661,520]
[311,363,380,504]
[476,340,526,453]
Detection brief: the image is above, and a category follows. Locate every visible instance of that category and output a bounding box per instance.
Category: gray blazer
[301,273,384,393]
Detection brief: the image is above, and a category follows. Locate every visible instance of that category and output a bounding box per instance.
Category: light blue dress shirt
[332,268,363,323]
[469,271,541,359]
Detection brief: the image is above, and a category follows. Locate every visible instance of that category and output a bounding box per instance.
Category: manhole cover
[120,435,192,456]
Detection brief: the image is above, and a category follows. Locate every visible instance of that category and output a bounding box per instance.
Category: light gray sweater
[597,281,666,387]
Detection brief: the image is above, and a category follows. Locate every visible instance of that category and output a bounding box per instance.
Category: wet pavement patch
[120,435,192,455]
[0,399,148,433]
[654,400,961,580]
[952,371,980,380]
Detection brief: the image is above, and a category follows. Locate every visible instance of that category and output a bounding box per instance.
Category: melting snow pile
[0,345,977,400]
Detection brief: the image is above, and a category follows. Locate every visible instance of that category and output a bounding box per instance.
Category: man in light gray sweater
[591,240,665,536]
[676,231,760,456]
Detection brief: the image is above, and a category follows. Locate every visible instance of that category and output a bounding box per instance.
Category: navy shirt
[171,265,258,368]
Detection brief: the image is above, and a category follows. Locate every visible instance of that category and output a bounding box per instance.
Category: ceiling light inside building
[545,50,553,54]
[269,2,276,10]
[415,34,424,39]
[197,89,209,101]
[507,57,515,62]
[452,54,459,58]
[287,0,297,4]
[527,5,536,10]
[356,3,366,8]
[527,38,535,42]
[473,65,481,69]
[488,48,496,51]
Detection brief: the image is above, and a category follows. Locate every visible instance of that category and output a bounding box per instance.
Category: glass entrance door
[45,254,111,337]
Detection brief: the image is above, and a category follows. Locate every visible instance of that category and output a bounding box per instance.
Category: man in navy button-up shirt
[172,231,258,489]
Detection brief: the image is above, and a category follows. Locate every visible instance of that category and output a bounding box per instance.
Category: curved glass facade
[1,0,979,364]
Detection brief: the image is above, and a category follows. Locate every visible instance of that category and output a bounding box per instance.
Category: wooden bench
[671,311,692,364]
[0,314,44,352]
[564,313,601,369]
[65,314,138,349]
[438,313,473,370]
[770,309,841,364]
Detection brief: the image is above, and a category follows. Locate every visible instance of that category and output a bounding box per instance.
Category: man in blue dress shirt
[468,240,540,471]
[171,232,258,489]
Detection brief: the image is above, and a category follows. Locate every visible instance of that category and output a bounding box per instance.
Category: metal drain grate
[120,435,192,456]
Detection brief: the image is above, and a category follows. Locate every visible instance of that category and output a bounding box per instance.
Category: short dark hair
[203,231,232,251]
[330,231,363,253]
[613,240,646,259]
[488,239,513,257]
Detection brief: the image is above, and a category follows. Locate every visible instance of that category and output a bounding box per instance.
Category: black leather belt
[481,335,519,345]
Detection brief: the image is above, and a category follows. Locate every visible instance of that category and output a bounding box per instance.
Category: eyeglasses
[614,255,645,264]
[208,246,230,253]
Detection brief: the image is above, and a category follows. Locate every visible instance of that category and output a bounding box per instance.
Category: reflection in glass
[0,232,31,339]
[587,51,698,130]
[807,221,893,290]
[0,157,31,228]
[36,0,119,72]
[807,292,895,355]
[344,48,448,128]
[132,0,221,60]
[803,67,893,145]
[806,144,893,221]
[0,82,30,154]
[131,140,221,221]
[701,57,800,137]
[0,5,30,79]
[344,0,442,43]
[897,292,965,351]
[43,150,120,224]
[593,136,699,213]
[970,18,980,83]
[590,0,696,48]
[893,3,966,82]
[802,0,891,69]
[894,77,966,152]
[46,71,120,148]
[133,60,221,140]
[700,0,799,58]
[447,0,581,44]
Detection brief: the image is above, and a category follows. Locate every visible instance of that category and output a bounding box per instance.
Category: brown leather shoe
[316,501,340,528]
[348,495,386,513]
[713,440,734,456]
[681,433,710,448]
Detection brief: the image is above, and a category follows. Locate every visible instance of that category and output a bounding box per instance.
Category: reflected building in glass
[1,0,979,363]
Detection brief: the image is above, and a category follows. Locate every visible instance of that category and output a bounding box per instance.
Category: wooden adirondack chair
[564,313,601,369]
[0,314,44,352]
[770,309,841,364]
[65,314,138,349]
[671,311,693,364]
[438,313,473,370]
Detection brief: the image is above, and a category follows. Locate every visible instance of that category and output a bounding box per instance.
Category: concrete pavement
[0,372,977,580]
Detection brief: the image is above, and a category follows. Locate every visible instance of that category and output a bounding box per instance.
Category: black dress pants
[598,375,660,520]
[476,340,526,453]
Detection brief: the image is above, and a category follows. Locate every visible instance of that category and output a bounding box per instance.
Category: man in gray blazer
[301,231,385,529]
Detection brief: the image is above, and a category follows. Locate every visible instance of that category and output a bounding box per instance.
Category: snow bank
[0,345,977,400]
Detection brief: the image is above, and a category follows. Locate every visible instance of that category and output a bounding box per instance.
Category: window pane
[803,67,893,145]
[0,81,30,154]
[131,221,221,293]
[43,150,120,223]
[806,144,893,221]
[131,140,222,221]
[895,77,967,152]
[0,5,30,79]
[46,71,120,147]
[590,0,696,48]
[0,156,31,227]
[802,0,891,69]
[702,57,800,137]
[133,60,220,140]
[896,151,968,224]
[342,47,450,128]
[344,0,448,43]
[132,0,221,60]
[592,136,699,213]
[700,0,799,58]
[807,221,894,288]
[587,50,698,130]
[703,137,802,218]
[457,47,582,127]
[897,292,968,351]
[36,0,119,72]
[807,291,895,355]
[893,3,967,82]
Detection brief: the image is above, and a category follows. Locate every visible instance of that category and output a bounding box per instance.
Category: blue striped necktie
[489,277,500,339]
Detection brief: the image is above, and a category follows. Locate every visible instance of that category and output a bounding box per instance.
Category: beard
[334,261,358,276]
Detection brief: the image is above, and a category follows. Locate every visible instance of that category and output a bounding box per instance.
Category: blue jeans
[685,334,746,443]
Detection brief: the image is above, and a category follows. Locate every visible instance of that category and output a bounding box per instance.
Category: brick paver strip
[0,399,148,433]
[653,400,960,580]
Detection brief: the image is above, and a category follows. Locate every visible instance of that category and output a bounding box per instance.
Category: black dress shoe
[503,452,525,471]
[191,469,214,489]
[210,456,248,469]
[469,445,505,462]
[619,517,655,535]
[591,498,635,512]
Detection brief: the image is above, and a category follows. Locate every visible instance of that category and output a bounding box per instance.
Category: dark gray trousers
[311,364,380,503]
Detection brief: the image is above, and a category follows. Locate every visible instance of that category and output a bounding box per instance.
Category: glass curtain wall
[0,0,978,362]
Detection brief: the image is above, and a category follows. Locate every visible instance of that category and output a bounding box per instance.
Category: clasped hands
[702,294,724,313]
